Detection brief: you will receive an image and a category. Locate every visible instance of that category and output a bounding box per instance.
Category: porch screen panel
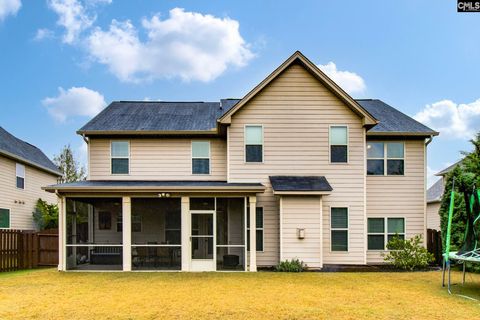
[216,198,246,271]
[131,198,181,270]
[65,198,123,271]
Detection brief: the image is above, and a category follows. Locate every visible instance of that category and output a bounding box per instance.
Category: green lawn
[0,269,479,319]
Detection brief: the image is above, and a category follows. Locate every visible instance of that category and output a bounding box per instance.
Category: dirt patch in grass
[0,269,479,319]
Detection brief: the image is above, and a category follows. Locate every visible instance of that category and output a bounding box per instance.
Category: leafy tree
[33,198,58,230]
[439,132,480,271]
[54,144,86,182]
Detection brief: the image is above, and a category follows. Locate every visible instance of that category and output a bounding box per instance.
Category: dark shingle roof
[0,127,61,175]
[436,160,462,176]
[78,100,239,134]
[43,180,264,192]
[269,176,333,192]
[427,178,444,203]
[357,99,437,135]
[78,98,436,136]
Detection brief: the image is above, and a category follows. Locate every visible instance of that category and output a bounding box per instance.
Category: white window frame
[244,125,264,163]
[0,208,11,229]
[329,125,349,164]
[247,206,264,252]
[367,217,406,251]
[330,207,349,252]
[15,163,25,189]
[110,140,130,175]
[366,141,405,176]
[191,141,211,175]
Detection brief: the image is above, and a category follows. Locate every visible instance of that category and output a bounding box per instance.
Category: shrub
[275,259,307,272]
[383,235,434,271]
[32,198,58,230]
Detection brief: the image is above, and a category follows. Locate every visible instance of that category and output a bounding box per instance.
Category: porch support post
[249,196,257,272]
[122,196,132,271]
[181,196,190,271]
[58,195,65,271]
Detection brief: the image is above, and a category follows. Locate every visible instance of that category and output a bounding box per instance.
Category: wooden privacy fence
[0,229,58,272]
[426,228,443,266]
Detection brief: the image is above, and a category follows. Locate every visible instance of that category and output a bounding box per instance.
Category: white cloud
[414,99,480,139]
[47,0,97,44]
[34,28,54,40]
[42,86,106,122]
[86,8,254,82]
[318,62,366,95]
[0,0,21,21]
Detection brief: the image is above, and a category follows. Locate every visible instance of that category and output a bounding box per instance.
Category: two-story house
[1,126,61,230]
[44,51,438,272]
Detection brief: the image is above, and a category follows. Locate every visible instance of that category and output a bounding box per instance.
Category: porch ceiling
[43,180,265,194]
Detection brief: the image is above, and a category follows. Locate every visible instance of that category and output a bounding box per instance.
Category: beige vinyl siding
[89,138,227,180]
[228,63,366,266]
[281,196,322,268]
[426,202,441,231]
[366,139,426,263]
[0,155,58,230]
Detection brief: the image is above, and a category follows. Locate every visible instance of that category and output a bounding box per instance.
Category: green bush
[275,259,307,272]
[383,235,434,271]
[32,198,58,230]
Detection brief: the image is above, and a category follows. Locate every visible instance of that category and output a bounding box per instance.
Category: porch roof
[269,176,333,195]
[43,180,265,194]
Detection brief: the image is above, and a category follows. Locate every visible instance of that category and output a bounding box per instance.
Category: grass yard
[0,269,479,319]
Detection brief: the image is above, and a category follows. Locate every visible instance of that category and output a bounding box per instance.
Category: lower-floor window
[331,207,348,251]
[367,217,405,250]
[247,207,264,251]
[0,208,10,228]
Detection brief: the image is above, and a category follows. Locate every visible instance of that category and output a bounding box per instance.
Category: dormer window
[111,141,129,175]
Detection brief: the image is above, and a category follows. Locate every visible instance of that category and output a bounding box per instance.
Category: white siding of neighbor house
[281,196,322,268]
[88,138,227,181]
[228,63,366,266]
[427,202,441,231]
[366,139,426,263]
[0,155,58,230]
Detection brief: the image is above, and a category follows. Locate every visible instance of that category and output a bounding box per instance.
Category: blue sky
[0,0,479,186]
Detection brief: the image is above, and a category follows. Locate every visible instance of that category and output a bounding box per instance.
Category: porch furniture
[90,246,122,265]
[223,254,239,269]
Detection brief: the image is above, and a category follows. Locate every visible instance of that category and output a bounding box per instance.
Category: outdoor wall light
[297,228,305,239]
[158,193,171,198]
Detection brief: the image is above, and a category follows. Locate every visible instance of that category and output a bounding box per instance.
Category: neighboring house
[426,179,443,231]
[44,51,438,272]
[426,161,460,231]
[0,127,61,230]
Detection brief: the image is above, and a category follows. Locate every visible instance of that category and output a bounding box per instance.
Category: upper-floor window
[16,163,25,189]
[245,125,263,163]
[367,142,404,175]
[111,141,129,174]
[192,141,210,174]
[330,126,348,163]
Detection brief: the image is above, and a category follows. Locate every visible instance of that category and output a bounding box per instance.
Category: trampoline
[442,179,480,294]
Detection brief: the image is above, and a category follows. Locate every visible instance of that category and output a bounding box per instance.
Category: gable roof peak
[218,50,378,126]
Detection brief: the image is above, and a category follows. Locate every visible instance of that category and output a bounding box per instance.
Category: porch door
[190,211,216,271]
